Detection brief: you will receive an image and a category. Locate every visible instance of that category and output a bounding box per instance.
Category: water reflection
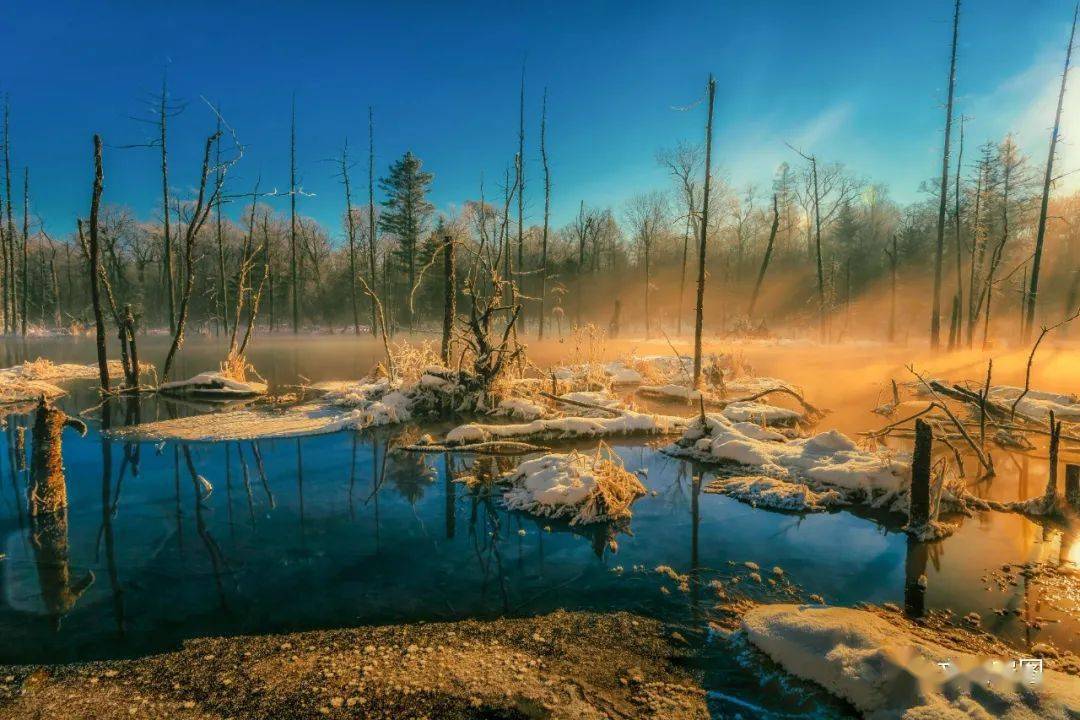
[0,376,1075,673]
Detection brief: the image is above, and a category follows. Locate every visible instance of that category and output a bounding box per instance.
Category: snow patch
[743,604,1080,719]
[159,371,267,399]
[705,476,844,512]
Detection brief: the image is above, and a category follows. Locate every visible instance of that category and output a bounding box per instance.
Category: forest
[0,6,1077,354]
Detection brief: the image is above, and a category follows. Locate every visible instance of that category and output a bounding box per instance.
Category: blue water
[1,337,1075,718]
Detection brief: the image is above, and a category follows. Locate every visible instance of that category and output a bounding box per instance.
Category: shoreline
[0,610,708,719]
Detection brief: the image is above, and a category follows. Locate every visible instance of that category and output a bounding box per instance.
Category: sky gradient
[3,0,1078,239]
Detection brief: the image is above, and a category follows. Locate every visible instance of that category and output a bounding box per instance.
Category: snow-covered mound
[313,378,414,425]
[159,371,267,399]
[705,475,844,512]
[445,409,687,445]
[743,604,1080,719]
[987,386,1080,421]
[502,452,646,525]
[667,415,909,508]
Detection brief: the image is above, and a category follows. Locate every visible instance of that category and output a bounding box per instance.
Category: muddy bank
[0,610,708,720]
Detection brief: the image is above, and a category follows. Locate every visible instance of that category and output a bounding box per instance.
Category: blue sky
[2,1,1077,239]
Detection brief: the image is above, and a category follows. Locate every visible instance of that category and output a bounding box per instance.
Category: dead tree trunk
[341,142,360,335]
[87,136,110,392]
[367,106,379,334]
[441,234,455,364]
[1066,463,1080,510]
[29,396,87,517]
[516,63,526,330]
[885,235,898,342]
[747,193,780,318]
[538,87,550,340]
[21,166,28,336]
[214,117,228,337]
[1024,2,1078,341]
[948,116,965,350]
[908,418,932,530]
[289,94,300,334]
[162,131,223,382]
[1044,410,1062,504]
[159,74,176,334]
[692,75,716,389]
[930,0,960,351]
[4,99,16,335]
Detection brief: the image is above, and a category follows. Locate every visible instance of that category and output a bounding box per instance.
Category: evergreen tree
[379,151,434,327]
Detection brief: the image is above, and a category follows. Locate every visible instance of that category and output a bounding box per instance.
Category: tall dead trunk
[214,115,228,337]
[517,63,526,330]
[948,116,965,350]
[643,230,651,339]
[87,136,110,391]
[885,234,898,342]
[4,99,16,335]
[341,142,360,335]
[160,74,176,334]
[930,0,960,350]
[966,157,985,347]
[538,88,550,340]
[692,75,716,389]
[289,94,300,334]
[367,106,379,335]
[441,234,455,364]
[21,166,28,336]
[162,132,222,382]
[1024,2,1078,340]
[811,156,824,339]
[747,194,780,318]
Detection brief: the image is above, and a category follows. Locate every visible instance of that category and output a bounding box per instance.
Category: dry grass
[576,443,648,525]
[380,340,443,384]
[220,352,252,383]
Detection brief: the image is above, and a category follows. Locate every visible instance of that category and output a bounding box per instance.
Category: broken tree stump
[1066,464,1080,510]
[909,418,932,530]
[28,396,87,517]
[1044,410,1062,505]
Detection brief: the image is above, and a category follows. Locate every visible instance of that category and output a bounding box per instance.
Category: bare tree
[162,106,241,382]
[1024,1,1078,340]
[657,142,701,335]
[21,167,28,336]
[693,75,716,388]
[516,62,526,327]
[948,115,966,349]
[4,98,16,334]
[86,136,110,391]
[747,194,780,318]
[289,94,300,334]
[538,87,551,340]
[367,106,379,334]
[338,141,361,335]
[624,191,668,338]
[930,0,961,350]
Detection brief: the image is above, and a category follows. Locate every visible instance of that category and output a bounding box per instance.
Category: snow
[494,396,548,421]
[159,371,267,398]
[668,415,909,507]
[987,386,1080,421]
[445,409,687,445]
[311,378,413,425]
[637,383,705,401]
[501,451,646,525]
[604,363,644,385]
[705,475,844,512]
[743,604,1080,719]
[505,454,598,509]
[109,403,370,442]
[720,401,802,425]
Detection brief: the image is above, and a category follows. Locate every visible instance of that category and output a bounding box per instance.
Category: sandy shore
[0,610,708,719]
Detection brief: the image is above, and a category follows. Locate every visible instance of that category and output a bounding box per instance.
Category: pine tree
[379,151,433,328]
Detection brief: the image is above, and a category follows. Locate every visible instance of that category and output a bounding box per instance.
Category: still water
[1,335,1076,717]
